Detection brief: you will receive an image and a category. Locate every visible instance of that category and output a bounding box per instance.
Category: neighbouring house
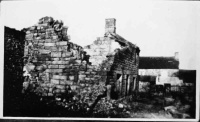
[138,52,196,93]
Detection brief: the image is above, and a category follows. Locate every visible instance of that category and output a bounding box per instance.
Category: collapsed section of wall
[22,17,141,104]
[84,26,140,98]
[22,17,107,106]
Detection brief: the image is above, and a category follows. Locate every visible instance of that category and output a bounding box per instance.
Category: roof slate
[139,57,179,69]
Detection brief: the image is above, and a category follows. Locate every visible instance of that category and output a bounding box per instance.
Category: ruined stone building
[21,17,140,101]
[5,16,196,101]
[4,17,196,117]
[84,18,140,98]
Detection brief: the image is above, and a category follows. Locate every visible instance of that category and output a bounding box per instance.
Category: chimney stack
[174,52,179,61]
[105,18,116,33]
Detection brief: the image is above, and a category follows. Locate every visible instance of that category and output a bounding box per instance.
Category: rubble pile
[93,97,133,117]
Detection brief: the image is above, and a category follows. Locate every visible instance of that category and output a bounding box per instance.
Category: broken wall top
[23,16,84,58]
[104,32,140,53]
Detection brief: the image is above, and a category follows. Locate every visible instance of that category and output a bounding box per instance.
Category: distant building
[138,52,196,92]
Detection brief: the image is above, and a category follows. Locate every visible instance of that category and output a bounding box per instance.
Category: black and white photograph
[0,0,199,121]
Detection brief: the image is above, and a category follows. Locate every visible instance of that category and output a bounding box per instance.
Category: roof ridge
[140,56,174,58]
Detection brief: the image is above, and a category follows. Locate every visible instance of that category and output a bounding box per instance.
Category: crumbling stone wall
[22,17,140,104]
[22,17,107,108]
[110,45,140,97]
[84,37,112,67]
[111,46,139,72]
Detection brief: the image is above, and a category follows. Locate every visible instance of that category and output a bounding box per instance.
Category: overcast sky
[1,0,200,70]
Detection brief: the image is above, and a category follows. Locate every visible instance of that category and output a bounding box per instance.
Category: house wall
[111,47,139,73]
[138,69,196,93]
[84,38,139,73]
[22,17,109,105]
[139,69,183,85]
[139,69,179,77]
[84,37,139,98]
[84,37,113,67]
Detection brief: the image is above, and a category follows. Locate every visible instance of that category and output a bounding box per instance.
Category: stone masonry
[84,18,140,98]
[22,17,140,101]
[23,17,107,106]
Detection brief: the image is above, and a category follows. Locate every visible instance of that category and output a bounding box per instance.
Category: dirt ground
[92,91,195,119]
[114,93,195,119]
[4,88,195,119]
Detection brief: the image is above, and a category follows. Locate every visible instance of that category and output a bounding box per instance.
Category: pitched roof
[139,57,179,69]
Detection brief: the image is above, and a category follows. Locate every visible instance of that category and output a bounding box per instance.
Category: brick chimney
[105,18,116,33]
[174,52,179,61]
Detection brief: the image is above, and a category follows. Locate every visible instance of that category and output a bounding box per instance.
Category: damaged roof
[139,57,179,69]
[104,32,140,50]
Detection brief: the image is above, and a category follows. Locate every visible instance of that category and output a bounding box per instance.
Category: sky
[1,0,200,70]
